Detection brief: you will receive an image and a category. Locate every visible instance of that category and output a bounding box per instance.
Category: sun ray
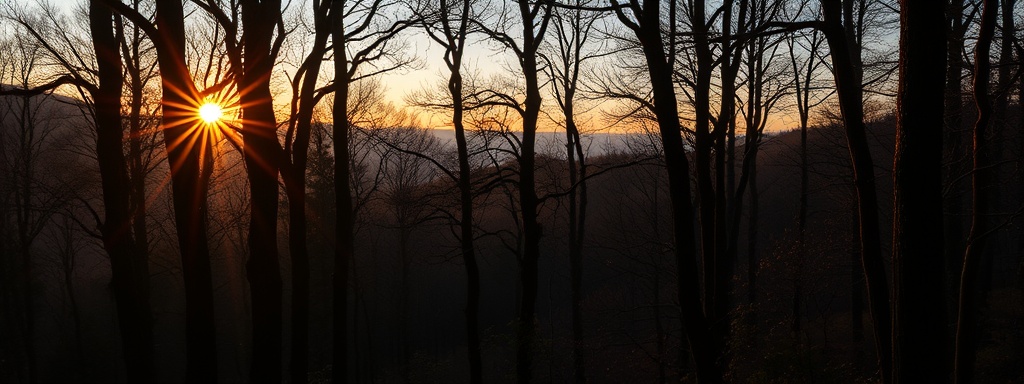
[163,133,194,176]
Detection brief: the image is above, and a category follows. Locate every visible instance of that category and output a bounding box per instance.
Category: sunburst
[199,103,223,123]
[145,83,244,200]
[193,91,242,151]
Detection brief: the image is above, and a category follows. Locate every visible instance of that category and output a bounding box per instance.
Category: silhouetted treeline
[1,0,1022,383]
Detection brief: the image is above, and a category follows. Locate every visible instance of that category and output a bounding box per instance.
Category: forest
[0,0,1022,382]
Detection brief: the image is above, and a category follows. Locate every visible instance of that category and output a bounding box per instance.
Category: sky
[33,0,903,136]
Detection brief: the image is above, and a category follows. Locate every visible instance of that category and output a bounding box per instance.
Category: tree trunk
[285,5,329,382]
[13,87,38,384]
[148,1,220,380]
[121,6,153,334]
[58,217,85,372]
[331,1,355,380]
[618,0,722,381]
[399,222,411,382]
[692,0,717,319]
[567,113,587,384]
[746,162,759,305]
[954,0,998,382]
[979,0,1017,300]
[653,270,666,384]
[447,10,484,381]
[712,4,748,350]
[985,0,1017,297]
[851,197,864,350]
[944,0,968,308]
[821,1,892,382]
[514,3,546,382]
[795,33,810,340]
[891,2,948,382]
[238,2,284,381]
[90,2,155,381]
[455,109,484,383]
[427,2,484,381]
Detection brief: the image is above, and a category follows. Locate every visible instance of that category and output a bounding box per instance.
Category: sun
[199,103,223,123]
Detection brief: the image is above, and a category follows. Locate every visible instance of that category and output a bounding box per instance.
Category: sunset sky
[35,0,857,136]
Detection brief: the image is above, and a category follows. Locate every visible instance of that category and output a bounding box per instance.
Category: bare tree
[416,0,483,380]
[0,27,53,383]
[955,0,998,381]
[781,9,828,332]
[471,1,553,381]
[97,0,221,379]
[819,1,892,381]
[734,0,791,308]
[88,2,156,380]
[327,0,416,380]
[189,0,290,380]
[239,1,285,380]
[116,1,163,337]
[282,1,330,381]
[542,1,602,381]
[0,2,159,380]
[608,0,720,381]
[708,3,753,341]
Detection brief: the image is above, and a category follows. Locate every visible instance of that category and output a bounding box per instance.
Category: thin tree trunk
[331,1,355,380]
[1019,42,1024,317]
[944,0,968,306]
[14,90,37,384]
[400,224,411,383]
[427,1,483,380]
[653,271,666,384]
[614,0,722,381]
[455,118,484,384]
[90,3,155,382]
[693,0,717,318]
[0,180,8,379]
[59,217,85,371]
[284,4,329,383]
[794,160,806,335]
[821,1,892,382]
[23,249,35,383]
[547,4,592,380]
[450,43,484,384]
[567,120,587,384]
[955,1,998,382]
[979,0,1017,299]
[851,197,864,349]
[795,32,810,338]
[119,5,153,328]
[1019,39,1024,318]
[712,4,748,349]
[22,244,35,383]
[746,163,759,305]
[514,3,547,382]
[285,69,314,384]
